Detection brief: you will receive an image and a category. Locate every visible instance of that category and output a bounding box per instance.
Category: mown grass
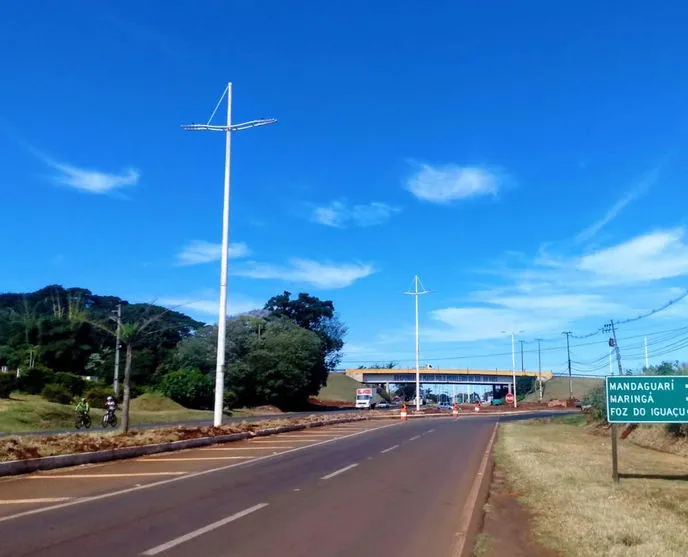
[497,420,688,557]
[0,394,213,433]
[523,377,602,402]
[317,372,361,402]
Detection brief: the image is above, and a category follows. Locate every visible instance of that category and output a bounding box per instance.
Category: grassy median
[496,417,688,557]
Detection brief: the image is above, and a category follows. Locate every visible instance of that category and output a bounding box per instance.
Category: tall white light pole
[183,82,276,427]
[405,276,429,411]
[502,329,524,408]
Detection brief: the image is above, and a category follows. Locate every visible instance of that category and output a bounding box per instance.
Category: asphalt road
[0,411,569,556]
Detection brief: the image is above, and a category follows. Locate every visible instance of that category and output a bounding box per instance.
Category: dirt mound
[0,414,369,462]
[129,393,186,412]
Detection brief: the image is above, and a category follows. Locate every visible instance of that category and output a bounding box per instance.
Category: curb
[453,423,498,557]
[0,416,366,477]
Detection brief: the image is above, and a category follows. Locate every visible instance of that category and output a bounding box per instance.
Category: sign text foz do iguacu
[606,375,688,423]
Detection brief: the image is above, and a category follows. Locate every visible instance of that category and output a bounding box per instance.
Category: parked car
[437,402,452,411]
[377,401,390,409]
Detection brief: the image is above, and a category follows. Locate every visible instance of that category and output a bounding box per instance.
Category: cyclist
[105,396,117,417]
[75,397,90,416]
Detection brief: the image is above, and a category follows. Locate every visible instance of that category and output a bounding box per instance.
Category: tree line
[0,285,347,416]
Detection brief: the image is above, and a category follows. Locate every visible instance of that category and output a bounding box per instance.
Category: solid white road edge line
[0,420,402,524]
[141,503,269,555]
[321,463,359,480]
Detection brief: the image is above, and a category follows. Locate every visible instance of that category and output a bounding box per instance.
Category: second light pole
[502,329,524,408]
[183,83,276,427]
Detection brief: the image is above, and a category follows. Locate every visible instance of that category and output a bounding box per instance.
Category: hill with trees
[0,286,347,414]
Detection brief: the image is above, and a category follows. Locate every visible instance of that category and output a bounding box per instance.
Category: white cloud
[311,201,400,228]
[159,295,261,318]
[49,160,139,194]
[576,165,663,242]
[578,228,688,283]
[405,163,500,203]
[175,241,250,266]
[234,258,375,289]
[428,294,624,342]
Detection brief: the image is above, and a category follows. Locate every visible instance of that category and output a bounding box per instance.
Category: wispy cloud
[158,295,262,318]
[234,258,375,289]
[405,163,501,204]
[408,226,688,344]
[578,228,688,283]
[311,201,400,228]
[576,164,664,243]
[37,152,140,195]
[175,241,251,266]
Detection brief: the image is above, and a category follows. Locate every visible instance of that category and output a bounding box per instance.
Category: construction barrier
[452,402,459,418]
[400,402,408,421]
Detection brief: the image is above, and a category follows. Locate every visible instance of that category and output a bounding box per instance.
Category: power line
[340,325,688,366]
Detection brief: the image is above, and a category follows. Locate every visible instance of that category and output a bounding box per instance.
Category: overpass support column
[492,384,498,399]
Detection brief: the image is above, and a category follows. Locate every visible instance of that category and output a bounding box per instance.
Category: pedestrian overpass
[345,368,552,385]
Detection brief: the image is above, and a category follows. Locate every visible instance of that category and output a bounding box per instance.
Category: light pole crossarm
[181,119,277,132]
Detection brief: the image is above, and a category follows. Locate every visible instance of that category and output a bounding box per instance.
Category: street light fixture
[404,275,430,412]
[182,82,276,427]
[501,329,524,408]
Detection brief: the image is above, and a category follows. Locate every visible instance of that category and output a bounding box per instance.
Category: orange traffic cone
[452,402,459,418]
[400,402,408,421]
[474,403,480,412]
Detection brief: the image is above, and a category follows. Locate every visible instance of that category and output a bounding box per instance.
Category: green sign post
[606,375,688,423]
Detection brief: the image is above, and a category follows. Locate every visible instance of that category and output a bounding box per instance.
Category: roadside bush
[53,372,86,397]
[17,366,54,395]
[84,384,117,408]
[158,368,213,409]
[224,389,238,411]
[666,423,688,437]
[583,384,607,422]
[0,373,16,398]
[41,383,72,405]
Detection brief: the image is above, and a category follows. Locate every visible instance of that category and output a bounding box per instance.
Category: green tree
[228,319,323,410]
[158,368,213,409]
[264,291,347,394]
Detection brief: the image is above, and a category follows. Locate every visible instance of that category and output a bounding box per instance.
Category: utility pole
[562,331,573,400]
[519,340,525,372]
[603,320,624,482]
[113,304,122,396]
[502,329,524,408]
[644,336,649,369]
[535,338,544,402]
[405,276,430,412]
[183,83,277,426]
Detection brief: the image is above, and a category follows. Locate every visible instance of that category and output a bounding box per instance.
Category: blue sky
[3,0,688,377]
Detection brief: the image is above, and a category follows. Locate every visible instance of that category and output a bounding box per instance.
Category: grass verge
[497,420,688,557]
[0,414,367,462]
[0,394,214,433]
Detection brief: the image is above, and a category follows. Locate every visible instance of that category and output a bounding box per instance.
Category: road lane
[0,412,573,556]
[152,418,495,557]
[0,417,494,557]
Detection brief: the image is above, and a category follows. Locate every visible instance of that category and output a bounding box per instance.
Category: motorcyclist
[75,397,90,416]
[105,396,117,417]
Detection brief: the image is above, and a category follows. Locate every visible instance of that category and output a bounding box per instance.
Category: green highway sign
[606,375,688,423]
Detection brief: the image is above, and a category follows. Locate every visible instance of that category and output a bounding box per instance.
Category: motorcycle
[102,408,118,428]
[75,412,92,429]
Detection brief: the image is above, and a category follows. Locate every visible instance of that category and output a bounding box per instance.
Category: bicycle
[102,409,118,428]
[75,412,92,429]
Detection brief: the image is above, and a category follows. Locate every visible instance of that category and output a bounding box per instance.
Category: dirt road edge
[453,422,498,557]
[0,416,369,477]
